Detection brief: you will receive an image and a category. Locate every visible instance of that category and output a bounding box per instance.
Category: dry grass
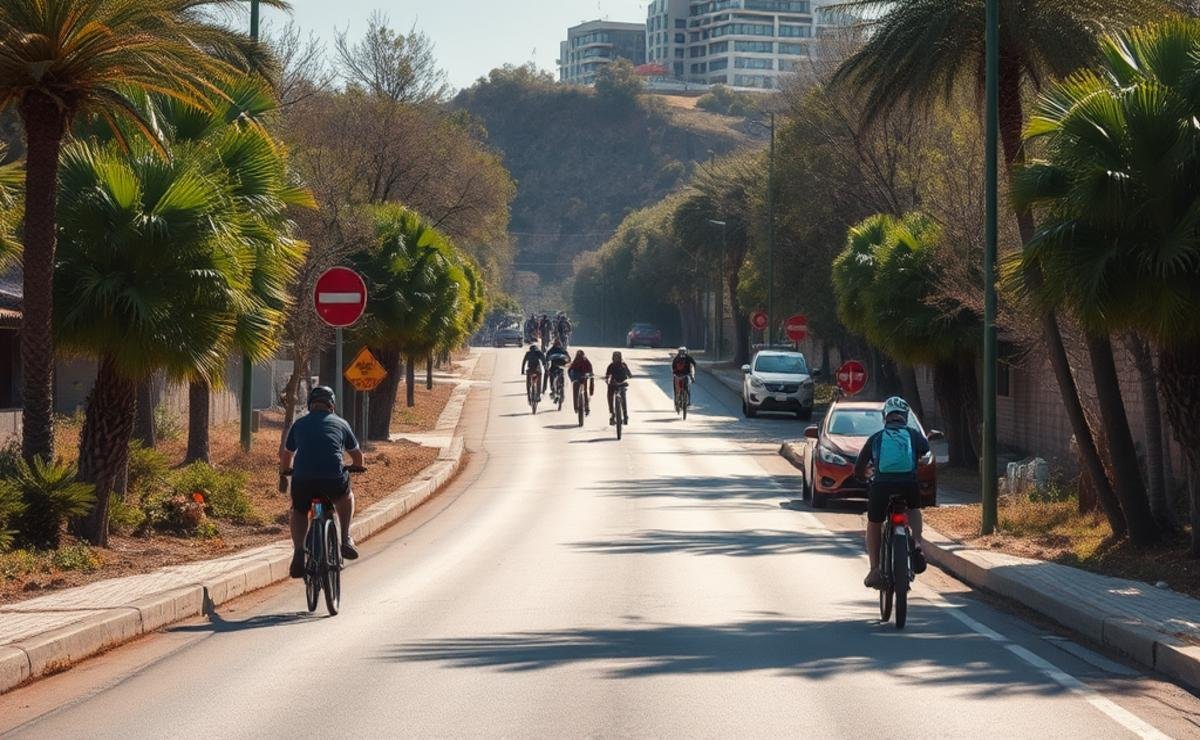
[391,381,455,434]
[927,499,1198,599]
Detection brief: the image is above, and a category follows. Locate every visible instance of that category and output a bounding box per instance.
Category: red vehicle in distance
[626,323,662,348]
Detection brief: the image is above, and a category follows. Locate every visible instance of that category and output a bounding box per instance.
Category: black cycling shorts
[290,475,350,513]
[867,480,921,524]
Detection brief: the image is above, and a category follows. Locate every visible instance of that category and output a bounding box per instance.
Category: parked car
[626,323,662,348]
[741,350,818,419]
[800,399,943,509]
[492,324,524,348]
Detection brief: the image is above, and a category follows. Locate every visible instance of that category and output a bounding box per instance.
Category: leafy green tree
[594,59,643,110]
[833,0,1166,534]
[55,142,245,546]
[1012,20,1200,547]
[0,0,284,464]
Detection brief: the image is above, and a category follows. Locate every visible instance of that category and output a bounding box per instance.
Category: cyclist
[524,314,537,344]
[854,396,930,589]
[521,343,546,399]
[538,314,552,349]
[568,349,594,415]
[604,350,633,426]
[555,312,573,347]
[670,346,697,403]
[544,339,570,396]
[279,386,364,579]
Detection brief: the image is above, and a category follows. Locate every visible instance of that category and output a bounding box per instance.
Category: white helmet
[678,346,688,355]
[882,396,910,421]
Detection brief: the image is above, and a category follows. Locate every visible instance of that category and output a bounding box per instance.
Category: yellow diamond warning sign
[344,346,388,392]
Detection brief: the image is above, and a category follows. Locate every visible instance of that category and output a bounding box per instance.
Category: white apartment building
[647,0,840,89]
[558,20,648,85]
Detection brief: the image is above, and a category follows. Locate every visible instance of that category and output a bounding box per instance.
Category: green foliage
[107,495,147,535]
[153,404,183,442]
[127,442,172,499]
[171,462,254,524]
[0,548,37,579]
[9,458,96,550]
[0,477,25,551]
[144,492,209,536]
[50,544,100,573]
[594,59,644,108]
[697,85,758,117]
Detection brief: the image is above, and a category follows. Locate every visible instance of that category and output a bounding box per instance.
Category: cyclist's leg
[329,476,358,559]
[607,384,617,421]
[288,480,315,577]
[865,483,889,577]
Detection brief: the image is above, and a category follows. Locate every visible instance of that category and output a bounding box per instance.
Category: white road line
[317,292,361,304]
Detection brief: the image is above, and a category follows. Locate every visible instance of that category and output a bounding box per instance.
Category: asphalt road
[1,347,1196,738]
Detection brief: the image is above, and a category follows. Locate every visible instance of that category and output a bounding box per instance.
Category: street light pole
[240,0,261,453]
[982,0,999,534]
[767,112,776,347]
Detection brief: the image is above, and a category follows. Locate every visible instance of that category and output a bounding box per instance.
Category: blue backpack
[876,427,915,475]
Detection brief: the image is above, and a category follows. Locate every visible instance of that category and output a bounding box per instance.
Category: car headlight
[920,451,934,465]
[801,380,814,390]
[749,376,765,389]
[818,445,848,466]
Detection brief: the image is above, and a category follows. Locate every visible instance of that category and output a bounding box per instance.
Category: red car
[800,400,943,509]
[626,323,662,348]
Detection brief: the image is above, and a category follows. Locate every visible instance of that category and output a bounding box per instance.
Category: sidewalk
[0,353,481,694]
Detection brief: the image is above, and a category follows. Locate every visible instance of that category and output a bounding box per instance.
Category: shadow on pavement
[169,610,322,633]
[589,474,791,504]
[379,616,1071,696]
[568,527,861,558]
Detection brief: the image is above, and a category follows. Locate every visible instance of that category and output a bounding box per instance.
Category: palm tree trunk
[185,380,210,464]
[368,347,401,441]
[898,364,924,420]
[18,93,67,463]
[997,68,1126,538]
[75,356,136,547]
[958,354,983,460]
[133,377,156,448]
[1157,341,1200,557]
[426,355,433,390]
[1086,334,1158,546]
[406,354,416,407]
[1123,334,1174,529]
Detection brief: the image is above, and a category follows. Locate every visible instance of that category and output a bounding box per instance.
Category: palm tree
[55,141,244,546]
[832,0,1166,537]
[0,0,286,463]
[1013,20,1200,549]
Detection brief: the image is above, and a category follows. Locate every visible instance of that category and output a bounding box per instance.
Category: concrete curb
[699,362,743,396]
[0,376,476,695]
[773,444,1200,693]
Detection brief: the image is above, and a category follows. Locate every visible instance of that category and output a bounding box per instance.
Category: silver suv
[741,350,818,420]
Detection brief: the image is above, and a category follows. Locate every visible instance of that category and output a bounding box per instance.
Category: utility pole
[240,0,261,453]
[982,0,999,534]
[767,111,776,347]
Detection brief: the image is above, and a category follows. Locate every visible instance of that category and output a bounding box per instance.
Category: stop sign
[313,267,367,328]
[750,311,769,332]
[836,360,868,397]
[785,314,808,342]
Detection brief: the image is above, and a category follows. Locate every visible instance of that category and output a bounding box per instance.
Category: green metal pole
[239,0,261,453]
[718,224,726,361]
[982,0,999,535]
[767,112,776,347]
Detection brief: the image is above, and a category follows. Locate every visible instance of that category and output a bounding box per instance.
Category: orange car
[801,400,943,509]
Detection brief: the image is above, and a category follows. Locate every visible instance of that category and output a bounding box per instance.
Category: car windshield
[632,324,654,331]
[754,354,807,375]
[826,409,924,437]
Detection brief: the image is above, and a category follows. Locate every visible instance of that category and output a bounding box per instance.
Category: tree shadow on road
[568,527,862,558]
[588,474,792,504]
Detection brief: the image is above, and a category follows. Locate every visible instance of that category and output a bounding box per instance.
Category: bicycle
[673,374,692,420]
[879,493,915,629]
[279,465,365,616]
[607,379,629,440]
[549,366,566,411]
[526,370,542,414]
[573,374,593,427]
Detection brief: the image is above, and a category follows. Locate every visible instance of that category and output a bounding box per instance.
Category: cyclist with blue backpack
[854,396,931,589]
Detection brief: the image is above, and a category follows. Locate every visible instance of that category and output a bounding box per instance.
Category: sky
[263,1,650,91]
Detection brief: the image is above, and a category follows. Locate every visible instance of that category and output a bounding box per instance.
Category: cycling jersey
[671,355,696,376]
[521,349,546,374]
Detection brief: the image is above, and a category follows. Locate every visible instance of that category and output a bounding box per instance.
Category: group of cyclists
[524,312,573,349]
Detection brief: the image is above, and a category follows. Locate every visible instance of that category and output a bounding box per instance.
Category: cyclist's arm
[348,448,365,467]
[280,425,297,471]
[854,434,876,482]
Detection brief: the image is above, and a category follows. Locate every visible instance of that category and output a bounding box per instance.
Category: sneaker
[609,415,616,425]
[289,550,305,579]
[863,569,883,589]
[341,538,360,560]
[623,416,630,425]
[911,545,927,574]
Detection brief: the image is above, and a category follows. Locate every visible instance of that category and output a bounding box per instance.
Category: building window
[676,19,687,28]
[779,24,812,38]
[674,61,685,76]
[709,58,729,71]
[734,40,773,53]
[691,62,707,73]
[690,46,706,57]
[734,74,774,88]
[711,23,774,37]
[675,32,686,43]
[779,59,798,71]
[735,56,774,69]
[674,48,685,58]
[745,0,810,10]
[778,42,806,55]
[709,41,730,53]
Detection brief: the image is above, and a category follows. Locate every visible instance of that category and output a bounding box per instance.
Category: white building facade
[558,20,648,85]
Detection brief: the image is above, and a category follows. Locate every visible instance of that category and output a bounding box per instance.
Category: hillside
[453,67,754,284]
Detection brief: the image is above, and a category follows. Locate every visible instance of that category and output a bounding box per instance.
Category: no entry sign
[750,311,769,332]
[785,314,808,342]
[836,360,868,396]
[314,267,367,328]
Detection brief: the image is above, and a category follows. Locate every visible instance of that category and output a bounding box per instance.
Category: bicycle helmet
[882,396,910,421]
[678,346,688,355]
[308,385,336,407]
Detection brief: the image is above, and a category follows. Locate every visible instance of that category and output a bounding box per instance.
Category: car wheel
[812,491,829,509]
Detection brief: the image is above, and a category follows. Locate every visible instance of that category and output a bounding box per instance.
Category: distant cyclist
[524,314,537,343]
[604,350,633,426]
[555,312,573,347]
[545,339,570,395]
[279,386,364,578]
[568,349,594,415]
[521,343,546,398]
[854,396,930,589]
[671,346,697,402]
[538,314,552,349]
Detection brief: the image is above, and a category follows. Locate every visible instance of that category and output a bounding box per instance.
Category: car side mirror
[741,364,751,374]
[811,368,822,378]
[928,429,945,441]
[804,425,819,439]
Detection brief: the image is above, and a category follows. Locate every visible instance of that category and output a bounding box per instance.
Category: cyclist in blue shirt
[280,386,365,578]
[854,396,930,588]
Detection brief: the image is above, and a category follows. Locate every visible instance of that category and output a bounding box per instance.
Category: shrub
[154,404,183,442]
[0,439,20,478]
[145,491,208,535]
[51,543,100,573]
[0,480,25,551]
[0,548,38,580]
[171,462,256,524]
[127,442,171,498]
[696,85,757,117]
[10,457,97,550]
[107,495,147,535]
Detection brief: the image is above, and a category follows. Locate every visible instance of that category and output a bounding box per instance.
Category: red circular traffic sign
[313,267,367,328]
[785,314,808,342]
[750,311,769,332]
[836,360,868,396]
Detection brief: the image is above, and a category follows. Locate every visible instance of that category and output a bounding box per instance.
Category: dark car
[492,325,524,348]
[626,323,662,348]
[800,400,943,509]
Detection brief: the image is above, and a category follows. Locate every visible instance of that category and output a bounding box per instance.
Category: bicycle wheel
[304,525,321,613]
[577,387,585,427]
[615,394,623,440]
[682,387,689,420]
[892,530,909,629]
[556,377,564,411]
[878,526,893,622]
[323,518,341,616]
